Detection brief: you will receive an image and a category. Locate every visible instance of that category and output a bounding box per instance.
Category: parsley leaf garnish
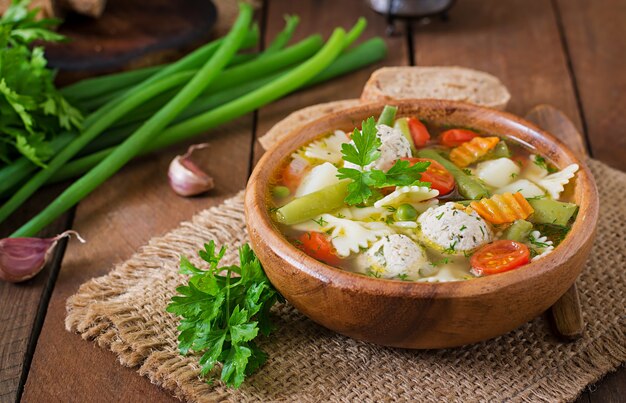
[167,241,282,388]
[337,116,430,205]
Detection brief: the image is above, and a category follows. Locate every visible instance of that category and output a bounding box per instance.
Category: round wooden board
[45,0,217,72]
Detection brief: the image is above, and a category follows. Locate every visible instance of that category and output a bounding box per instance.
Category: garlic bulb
[168,143,215,196]
[0,230,85,283]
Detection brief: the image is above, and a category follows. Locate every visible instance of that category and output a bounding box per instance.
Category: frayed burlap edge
[66,160,626,403]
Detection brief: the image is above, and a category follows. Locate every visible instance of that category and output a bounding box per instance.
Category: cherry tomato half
[281,157,310,192]
[470,240,530,276]
[401,157,455,195]
[407,117,431,147]
[298,232,342,266]
[440,129,478,147]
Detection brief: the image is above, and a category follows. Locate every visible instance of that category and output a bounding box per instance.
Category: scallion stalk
[11,3,255,237]
[43,37,387,185]
[0,71,194,222]
[60,27,260,103]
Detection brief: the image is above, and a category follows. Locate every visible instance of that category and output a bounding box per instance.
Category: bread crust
[361,66,511,110]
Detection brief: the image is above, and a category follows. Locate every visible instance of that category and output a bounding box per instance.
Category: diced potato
[496,179,545,198]
[476,158,520,188]
[295,162,341,197]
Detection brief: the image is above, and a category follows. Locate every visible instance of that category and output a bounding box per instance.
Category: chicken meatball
[364,234,429,280]
[417,202,492,255]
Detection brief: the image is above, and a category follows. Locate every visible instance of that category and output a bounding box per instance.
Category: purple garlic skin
[0,230,84,283]
[168,143,215,197]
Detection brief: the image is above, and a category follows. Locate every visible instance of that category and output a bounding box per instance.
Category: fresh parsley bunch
[337,117,430,205]
[167,241,282,388]
[0,0,82,166]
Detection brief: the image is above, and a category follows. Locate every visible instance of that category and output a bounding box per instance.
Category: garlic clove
[168,143,215,197]
[0,230,85,283]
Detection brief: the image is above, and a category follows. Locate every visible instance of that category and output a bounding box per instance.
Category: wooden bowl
[245,99,599,348]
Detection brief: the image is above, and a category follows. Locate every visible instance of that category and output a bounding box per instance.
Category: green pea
[272,185,290,199]
[394,203,418,221]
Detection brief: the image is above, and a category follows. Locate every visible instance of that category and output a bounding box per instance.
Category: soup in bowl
[245,100,598,348]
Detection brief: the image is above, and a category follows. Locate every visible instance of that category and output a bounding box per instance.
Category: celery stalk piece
[503,219,533,242]
[417,149,490,199]
[528,198,578,226]
[275,181,350,225]
[11,3,255,237]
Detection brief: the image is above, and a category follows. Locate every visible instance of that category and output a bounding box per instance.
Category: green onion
[260,15,299,57]
[11,3,254,237]
[43,37,387,184]
[0,71,194,222]
[147,27,347,152]
[60,27,260,103]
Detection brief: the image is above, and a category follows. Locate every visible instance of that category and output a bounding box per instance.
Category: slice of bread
[258,99,360,150]
[361,66,511,110]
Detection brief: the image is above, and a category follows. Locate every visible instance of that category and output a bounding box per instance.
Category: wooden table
[1,0,624,401]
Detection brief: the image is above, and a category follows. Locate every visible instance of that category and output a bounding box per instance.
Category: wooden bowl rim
[245,99,599,298]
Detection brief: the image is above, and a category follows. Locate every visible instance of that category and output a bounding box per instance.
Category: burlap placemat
[65,159,625,402]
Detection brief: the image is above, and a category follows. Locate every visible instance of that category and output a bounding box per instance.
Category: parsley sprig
[337,117,430,205]
[0,0,82,166]
[167,241,282,388]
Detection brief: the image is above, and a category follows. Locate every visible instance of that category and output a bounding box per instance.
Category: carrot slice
[470,192,534,224]
[449,136,500,167]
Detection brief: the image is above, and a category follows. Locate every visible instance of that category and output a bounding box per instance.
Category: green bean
[377,105,397,126]
[11,3,255,237]
[417,149,490,199]
[528,198,578,227]
[275,180,349,225]
[503,219,533,242]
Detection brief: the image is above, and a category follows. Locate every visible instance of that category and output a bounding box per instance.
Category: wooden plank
[587,370,626,403]
[253,0,411,164]
[554,0,626,170]
[411,0,582,129]
[0,186,72,403]
[20,120,256,401]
